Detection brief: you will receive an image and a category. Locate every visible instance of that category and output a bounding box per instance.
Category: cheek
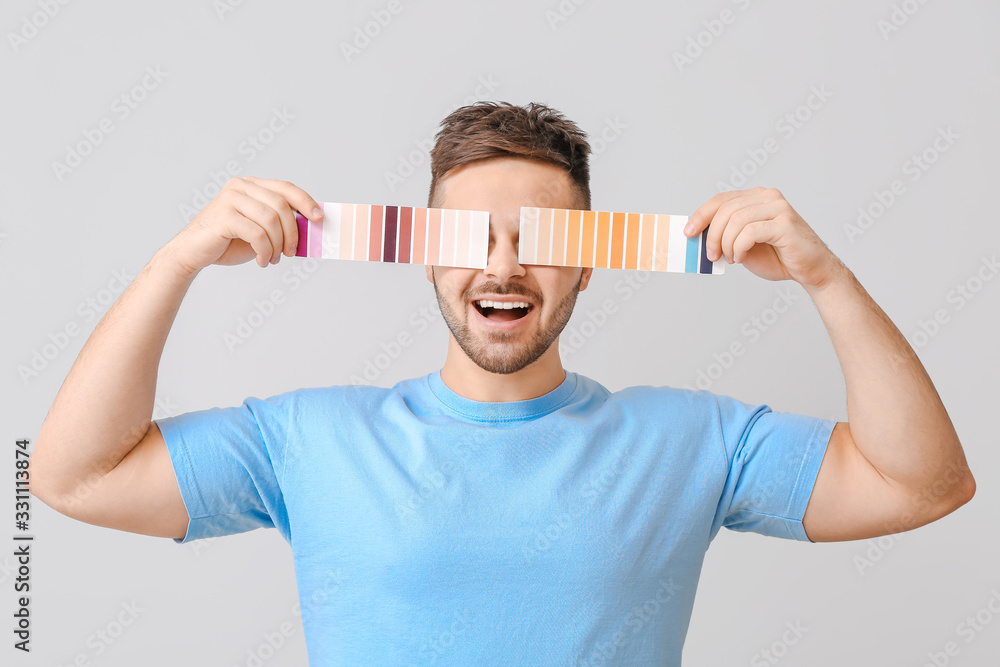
[536,268,582,295]
[430,267,476,297]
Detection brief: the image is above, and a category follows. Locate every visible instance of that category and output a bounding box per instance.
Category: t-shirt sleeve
[712,392,836,542]
[154,394,292,545]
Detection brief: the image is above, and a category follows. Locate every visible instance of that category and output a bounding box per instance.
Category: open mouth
[472,300,534,322]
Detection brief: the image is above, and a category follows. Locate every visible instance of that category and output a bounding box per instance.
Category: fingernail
[312,207,324,219]
[684,223,694,235]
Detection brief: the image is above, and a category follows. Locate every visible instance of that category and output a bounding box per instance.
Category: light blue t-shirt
[155,369,835,666]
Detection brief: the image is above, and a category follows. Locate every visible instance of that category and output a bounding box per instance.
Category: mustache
[467,284,540,301]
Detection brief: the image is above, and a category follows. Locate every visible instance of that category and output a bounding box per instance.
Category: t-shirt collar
[426,369,578,423]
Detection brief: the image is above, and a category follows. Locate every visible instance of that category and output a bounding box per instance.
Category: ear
[578,267,594,291]
[425,264,435,284]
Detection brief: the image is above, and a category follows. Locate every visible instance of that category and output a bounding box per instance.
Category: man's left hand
[684,187,842,290]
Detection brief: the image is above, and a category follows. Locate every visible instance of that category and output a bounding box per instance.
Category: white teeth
[476,300,530,309]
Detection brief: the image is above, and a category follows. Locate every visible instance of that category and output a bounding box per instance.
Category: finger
[239,178,302,261]
[228,191,286,267]
[732,219,782,263]
[218,207,275,269]
[242,177,324,257]
[683,189,745,237]
[244,176,324,224]
[719,200,785,263]
[703,191,760,262]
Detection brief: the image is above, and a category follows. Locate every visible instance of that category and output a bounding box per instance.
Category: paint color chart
[518,207,724,274]
[294,202,490,268]
[293,202,724,275]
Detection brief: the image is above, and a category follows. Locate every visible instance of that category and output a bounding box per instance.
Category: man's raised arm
[29,177,325,538]
[684,186,975,543]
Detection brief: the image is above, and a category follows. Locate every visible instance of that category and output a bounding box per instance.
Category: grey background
[3,0,998,665]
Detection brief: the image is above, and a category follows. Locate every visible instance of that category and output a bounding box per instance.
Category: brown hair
[427,101,592,210]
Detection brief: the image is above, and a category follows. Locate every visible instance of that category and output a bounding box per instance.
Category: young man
[30,102,974,665]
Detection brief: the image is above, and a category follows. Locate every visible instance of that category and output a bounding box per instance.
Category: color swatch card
[294,202,489,268]
[518,207,724,274]
[294,202,724,275]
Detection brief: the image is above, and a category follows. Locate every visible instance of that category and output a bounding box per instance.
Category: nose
[483,233,526,283]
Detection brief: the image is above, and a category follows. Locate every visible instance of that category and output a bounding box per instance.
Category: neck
[438,336,568,402]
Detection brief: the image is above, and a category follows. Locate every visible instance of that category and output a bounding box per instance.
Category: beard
[431,270,582,375]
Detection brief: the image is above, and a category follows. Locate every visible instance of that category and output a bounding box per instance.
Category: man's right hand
[166,176,325,276]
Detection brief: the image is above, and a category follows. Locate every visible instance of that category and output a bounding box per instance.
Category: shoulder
[571,373,736,421]
[241,382,403,417]
[589,375,720,408]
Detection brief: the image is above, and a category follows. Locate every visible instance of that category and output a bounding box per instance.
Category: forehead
[438,157,577,230]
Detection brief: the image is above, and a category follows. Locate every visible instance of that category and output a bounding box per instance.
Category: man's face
[426,156,593,375]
